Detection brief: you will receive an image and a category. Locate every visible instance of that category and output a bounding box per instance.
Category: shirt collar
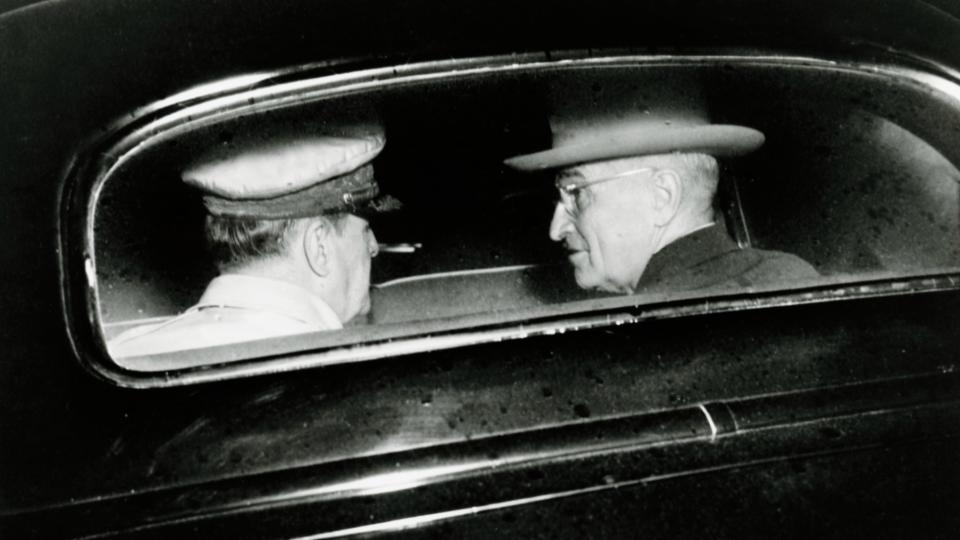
[196,274,343,330]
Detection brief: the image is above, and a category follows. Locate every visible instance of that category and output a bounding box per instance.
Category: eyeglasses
[557,167,655,216]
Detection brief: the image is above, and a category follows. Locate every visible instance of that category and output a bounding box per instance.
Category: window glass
[88,59,960,375]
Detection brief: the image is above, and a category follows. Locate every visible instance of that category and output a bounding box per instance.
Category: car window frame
[60,51,960,388]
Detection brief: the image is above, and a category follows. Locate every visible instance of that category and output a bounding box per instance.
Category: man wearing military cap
[505,74,817,295]
[110,125,399,358]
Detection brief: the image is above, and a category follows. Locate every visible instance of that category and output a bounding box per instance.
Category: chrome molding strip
[290,445,886,540]
[115,272,960,387]
[8,372,958,536]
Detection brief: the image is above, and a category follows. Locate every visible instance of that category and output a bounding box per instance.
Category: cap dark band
[202,165,390,219]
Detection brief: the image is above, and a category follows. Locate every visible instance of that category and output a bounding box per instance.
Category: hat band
[203,165,378,219]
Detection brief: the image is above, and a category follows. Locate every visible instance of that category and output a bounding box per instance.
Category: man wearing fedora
[505,76,817,295]
[110,124,399,358]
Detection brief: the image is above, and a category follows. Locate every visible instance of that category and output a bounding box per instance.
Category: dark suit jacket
[636,224,819,292]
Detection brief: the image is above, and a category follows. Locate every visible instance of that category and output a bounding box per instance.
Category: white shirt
[108,274,342,358]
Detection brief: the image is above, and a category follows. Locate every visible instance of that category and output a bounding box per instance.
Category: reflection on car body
[2,0,960,538]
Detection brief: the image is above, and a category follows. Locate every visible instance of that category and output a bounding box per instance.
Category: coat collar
[639,223,739,287]
[196,274,343,330]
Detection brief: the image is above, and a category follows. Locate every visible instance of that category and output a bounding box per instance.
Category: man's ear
[650,169,683,226]
[302,217,333,277]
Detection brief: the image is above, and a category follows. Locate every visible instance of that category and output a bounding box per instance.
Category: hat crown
[550,73,712,149]
[504,72,764,171]
[181,123,399,218]
[552,104,710,150]
[183,127,385,200]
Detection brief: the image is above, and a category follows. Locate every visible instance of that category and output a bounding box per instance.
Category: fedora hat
[504,71,764,171]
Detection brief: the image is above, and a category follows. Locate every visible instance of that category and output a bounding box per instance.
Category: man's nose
[367,229,379,257]
[548,202,571,242]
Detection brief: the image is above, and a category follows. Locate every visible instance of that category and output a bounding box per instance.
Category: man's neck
[228,260,336,311]
[223,261,317,299]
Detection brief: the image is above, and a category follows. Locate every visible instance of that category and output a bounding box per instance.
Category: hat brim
[504,124,765,171]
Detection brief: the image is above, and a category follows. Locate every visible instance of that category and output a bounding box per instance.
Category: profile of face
[329,214,379,321]
[305,214,379,323]
[548,160,666,294]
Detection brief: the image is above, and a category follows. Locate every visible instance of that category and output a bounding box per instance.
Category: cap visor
[354,193,403,217]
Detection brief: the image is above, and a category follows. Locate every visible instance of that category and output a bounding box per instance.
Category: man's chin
[572,265,601,291]
[573,267,627,294]
[344,295,373,326]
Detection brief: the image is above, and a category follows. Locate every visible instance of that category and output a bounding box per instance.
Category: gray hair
[643,152,719,219]
[205,213,349,272]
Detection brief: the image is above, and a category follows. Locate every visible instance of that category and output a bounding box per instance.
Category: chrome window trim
[110,273,960,387]
[61,50,960,388]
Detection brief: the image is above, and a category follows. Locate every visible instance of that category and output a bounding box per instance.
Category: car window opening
[85,58,960,375]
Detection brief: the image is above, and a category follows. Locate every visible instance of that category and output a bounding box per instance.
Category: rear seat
[370,264,597,324]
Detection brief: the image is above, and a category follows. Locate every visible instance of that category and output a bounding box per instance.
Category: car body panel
[4,291,960,536]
